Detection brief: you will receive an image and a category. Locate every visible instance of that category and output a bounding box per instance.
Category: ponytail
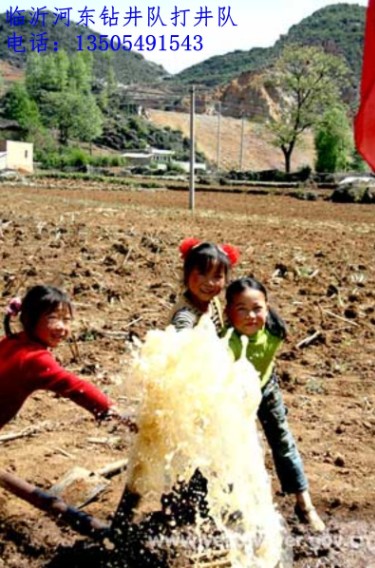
[4,313,12,337]
[4,297,22,338]
[266,307,287,340]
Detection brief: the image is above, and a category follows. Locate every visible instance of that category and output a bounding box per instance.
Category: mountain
[147,109,315,171]
[176,3,365,87]
[0,10,167,84]
[0,4,366,123]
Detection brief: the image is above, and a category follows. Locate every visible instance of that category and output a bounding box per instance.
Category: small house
[0,140,33,173]
[121,147,175,169]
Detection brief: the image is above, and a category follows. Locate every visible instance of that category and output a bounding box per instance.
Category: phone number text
[7,32,204,53]
[77,34,203,52]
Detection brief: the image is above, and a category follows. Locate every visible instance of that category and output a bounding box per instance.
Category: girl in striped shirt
[169,238,240,333]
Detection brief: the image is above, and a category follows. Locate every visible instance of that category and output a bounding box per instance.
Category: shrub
[314,106,353,173]
[61,148,90,168]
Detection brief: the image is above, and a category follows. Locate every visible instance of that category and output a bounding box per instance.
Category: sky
[4,0,368,74]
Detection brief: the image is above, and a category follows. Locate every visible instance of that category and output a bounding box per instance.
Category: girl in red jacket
[0,284,130,429]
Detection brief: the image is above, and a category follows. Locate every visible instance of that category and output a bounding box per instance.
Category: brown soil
[0,179,374,568]
[147,109,315,171]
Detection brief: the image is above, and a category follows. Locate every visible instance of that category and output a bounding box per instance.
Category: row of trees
[0,50,196,167]
[0,44,364,174]
[2,50,108,153]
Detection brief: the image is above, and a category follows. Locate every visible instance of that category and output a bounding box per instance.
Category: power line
[216,101,221,170]
[189,85,195,211]
[239,113,245,171]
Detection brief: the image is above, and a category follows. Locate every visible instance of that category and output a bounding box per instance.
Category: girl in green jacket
[225,276,325,532]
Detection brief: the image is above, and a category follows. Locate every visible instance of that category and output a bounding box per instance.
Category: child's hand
[118,413,138,433]
[101,406,138,433]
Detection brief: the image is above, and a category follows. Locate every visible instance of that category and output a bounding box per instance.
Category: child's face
[227,288,268,336]
[187,262,226,306]
[34,303,72,348]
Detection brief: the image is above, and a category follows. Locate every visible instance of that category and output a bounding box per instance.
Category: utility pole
[239,113,245,171]
[189,85,195,211]
[216,101,221,170]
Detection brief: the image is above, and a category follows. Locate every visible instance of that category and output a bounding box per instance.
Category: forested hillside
[176,4,365,87]
[0,10,166,84]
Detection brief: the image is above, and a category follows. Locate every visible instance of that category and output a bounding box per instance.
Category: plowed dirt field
[0,179,374,567]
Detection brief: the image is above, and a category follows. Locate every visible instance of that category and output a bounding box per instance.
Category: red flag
[355,0,375,171]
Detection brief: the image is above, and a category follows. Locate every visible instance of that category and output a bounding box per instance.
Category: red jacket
[0,332,113,429]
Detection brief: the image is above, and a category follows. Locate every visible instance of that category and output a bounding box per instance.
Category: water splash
[122,316,284,567]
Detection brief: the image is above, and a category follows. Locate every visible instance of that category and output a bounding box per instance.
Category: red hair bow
[179,237,201,258]
[179,238,240,267]
[220,244,240,267]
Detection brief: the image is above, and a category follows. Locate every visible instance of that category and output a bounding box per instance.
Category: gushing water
[122,316,284,567]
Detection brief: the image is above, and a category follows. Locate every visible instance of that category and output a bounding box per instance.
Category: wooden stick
[86,436,122,446]
[322,309,360,327]
[0,427,40,444]
[309,269,320,278]
[68,333,80,359]
[117,395,141,403]
[55,447,75,459]
[120,246,133,267]
[123,316,143,329]
[99,317,143,339]
[0,470,109,537]
[296,330,321,349]
[100,331,129,339]
[96,458,128,477]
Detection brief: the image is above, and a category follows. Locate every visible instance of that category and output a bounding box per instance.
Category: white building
[121,147,175,169]
[172,161,207,173]
[0,140,33,173]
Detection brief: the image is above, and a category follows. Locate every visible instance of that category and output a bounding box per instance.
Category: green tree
[68,52,94,93]
[267,45,349,172]
[3,83,41,131]
[98,62,117,112]
[43,91,103,145]
[74,93,103,143]
[54,51,70,91]
[25,52,69,100]
[314,105,353,173]
[25,50,102,146]
[349,149,368,172]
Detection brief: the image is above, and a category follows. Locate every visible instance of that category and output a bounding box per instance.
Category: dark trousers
[257,375,308,494]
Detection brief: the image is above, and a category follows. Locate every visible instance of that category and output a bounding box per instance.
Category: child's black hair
[4,285,73,338]
[225,276,287,340]
[183,242,231,286]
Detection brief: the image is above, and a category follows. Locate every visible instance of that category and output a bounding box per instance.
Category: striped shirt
[169,292,223,334]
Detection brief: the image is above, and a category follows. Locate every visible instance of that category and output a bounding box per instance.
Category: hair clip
[6,297,22,317]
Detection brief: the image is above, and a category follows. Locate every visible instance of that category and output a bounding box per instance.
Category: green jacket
[226,327,283,388]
